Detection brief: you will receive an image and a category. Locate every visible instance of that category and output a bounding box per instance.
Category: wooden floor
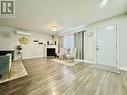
[0,58,127,95]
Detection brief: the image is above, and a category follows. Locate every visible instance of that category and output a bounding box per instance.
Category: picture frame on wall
[47,41,49,45]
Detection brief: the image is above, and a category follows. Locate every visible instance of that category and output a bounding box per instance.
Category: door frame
[95,24,119,69]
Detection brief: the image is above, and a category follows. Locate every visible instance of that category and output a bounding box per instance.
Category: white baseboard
[83,60,96,64]
[75,59,95,64]
[22,56,45,60]
[119,67,127,71]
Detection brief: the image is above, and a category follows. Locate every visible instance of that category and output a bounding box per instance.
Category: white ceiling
[0,0,127,34]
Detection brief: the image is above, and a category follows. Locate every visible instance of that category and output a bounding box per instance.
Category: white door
[96,25,119,73]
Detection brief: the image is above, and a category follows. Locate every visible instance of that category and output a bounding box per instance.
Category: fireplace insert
[0,50,14,60]
[47,48,56,56]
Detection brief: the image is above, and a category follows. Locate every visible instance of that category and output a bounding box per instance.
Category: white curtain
[63,35,74,49]
[58,37,64,52]
[74,31,84,59]
[58,32,84,60]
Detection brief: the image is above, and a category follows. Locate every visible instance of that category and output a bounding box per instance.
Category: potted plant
[16,45,23,54]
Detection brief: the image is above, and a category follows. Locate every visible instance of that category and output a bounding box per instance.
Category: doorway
[96,24,119,73]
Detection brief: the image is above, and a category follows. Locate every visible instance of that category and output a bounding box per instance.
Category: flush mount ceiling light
[101,0,108,6]
[48,24,61,32]
[51,25,58,31]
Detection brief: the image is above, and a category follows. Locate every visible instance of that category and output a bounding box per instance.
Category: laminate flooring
[0,58,127,95]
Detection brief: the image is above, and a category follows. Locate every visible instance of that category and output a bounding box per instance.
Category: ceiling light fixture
[101,0,108,6]
[51,25,58,31]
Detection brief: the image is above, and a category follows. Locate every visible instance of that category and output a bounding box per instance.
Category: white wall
[84,13,127,70]
[0,26,52,59]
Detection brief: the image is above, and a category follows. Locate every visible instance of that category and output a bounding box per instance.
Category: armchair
[66,48,77,62]
[0,54,11,78]
[57,48,65,60]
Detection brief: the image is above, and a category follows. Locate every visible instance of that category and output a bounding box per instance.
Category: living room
[0,0,127,95]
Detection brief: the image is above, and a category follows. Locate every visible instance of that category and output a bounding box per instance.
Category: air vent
[16,30,32,36]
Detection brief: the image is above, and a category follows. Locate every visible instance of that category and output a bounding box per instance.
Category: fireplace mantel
[44,45,58,57]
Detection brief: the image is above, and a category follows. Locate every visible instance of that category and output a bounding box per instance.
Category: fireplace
[0,50,14,60]
[47,48,56,56]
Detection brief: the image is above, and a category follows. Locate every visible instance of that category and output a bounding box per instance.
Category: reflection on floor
[0,58,127,95]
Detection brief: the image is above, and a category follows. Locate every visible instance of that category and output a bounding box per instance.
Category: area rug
[0,61,28,83]
[51,59,79,66]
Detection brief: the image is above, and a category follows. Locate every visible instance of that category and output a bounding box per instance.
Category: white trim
[120,67,127,71]
[22,56,45,60]
[95,24,119,70]
[83,60,95,64]
[75,59,95,64]
[95,27,97,65]
[116,24,120,70]
[58,25,86,36]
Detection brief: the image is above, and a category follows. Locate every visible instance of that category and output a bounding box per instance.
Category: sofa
[0,54,11,78]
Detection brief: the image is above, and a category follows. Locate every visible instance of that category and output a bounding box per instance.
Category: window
[63,34,74,49]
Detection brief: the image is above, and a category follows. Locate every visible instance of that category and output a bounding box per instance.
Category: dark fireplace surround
[47,48,56,57]
[0,50,14,60]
